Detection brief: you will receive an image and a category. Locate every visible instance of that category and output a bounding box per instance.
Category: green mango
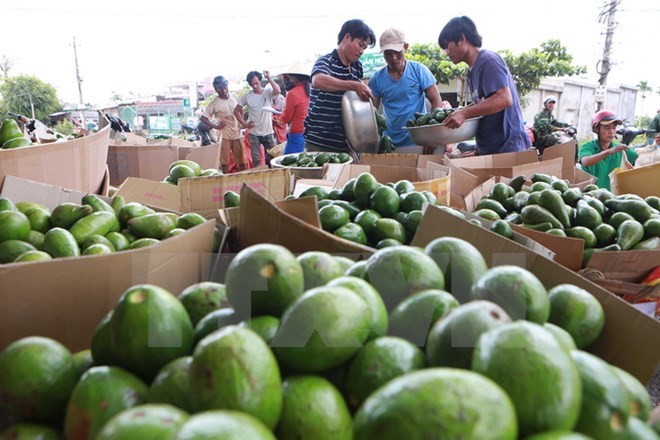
[0,119,25,146]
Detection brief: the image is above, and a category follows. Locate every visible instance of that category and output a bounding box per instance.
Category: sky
[0,0,658,117]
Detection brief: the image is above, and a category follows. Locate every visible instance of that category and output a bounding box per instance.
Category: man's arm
[424,85,443,110]
[263,70,280,98]
[233,105,252,129]
[312,73,373,100]
[580,144,629,167]
[444,87,512,128]
[371,96,380,111]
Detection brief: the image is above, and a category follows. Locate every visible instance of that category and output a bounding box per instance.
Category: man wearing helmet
[532,95,570,152]
[200,76,248,174]
[578,110,638,190]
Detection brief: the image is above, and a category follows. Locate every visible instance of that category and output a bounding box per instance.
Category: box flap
[587,249,660,282]
[0,126,110,194]
[461,211,556,261]
[323,163,371,187]
[107,144,179,186]
[542,141,577,176]
[179,142,221,170]
[510,223,584,271]
[0,220,215,352]
[448,149,539,168]
[611,162,660,197]
[220,196,322,230]
[463,157,563,179]
[358,153,419,168]
[0,175,89,210]
[236,184,373,257]
[115,177,181,212]
[293,179,335,197]
[411,204,660,383]
[178,168,291,217]
[111,132,149,145]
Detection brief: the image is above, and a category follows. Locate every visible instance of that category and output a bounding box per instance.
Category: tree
[407,39,586,107]
[501,40,586,101]
[637,81,652,99]
[0,56,14,79]
[0,75,62,122]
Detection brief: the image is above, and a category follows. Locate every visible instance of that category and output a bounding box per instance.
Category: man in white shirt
[234,70,281,167]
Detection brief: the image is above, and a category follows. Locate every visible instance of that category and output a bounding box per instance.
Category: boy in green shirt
[578,110,638,191]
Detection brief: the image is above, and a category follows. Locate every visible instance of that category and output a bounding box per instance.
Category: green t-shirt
[578,139,638,190]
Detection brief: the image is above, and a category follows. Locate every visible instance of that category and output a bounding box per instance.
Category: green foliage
[53,119,77,136]
[637,81,652,98]
[0,74,62,122]
[408,43,468,85]
[501,40,586,99]
[407,39,586,106]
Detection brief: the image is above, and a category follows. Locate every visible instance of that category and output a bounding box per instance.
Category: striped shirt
[304,50,364,152]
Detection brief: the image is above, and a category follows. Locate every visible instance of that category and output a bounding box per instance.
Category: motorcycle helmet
[591,110,622,133]
[543,95,557,105]
[212,76,229,89]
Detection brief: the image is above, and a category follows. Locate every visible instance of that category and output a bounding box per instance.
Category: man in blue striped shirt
[304,19,376,153]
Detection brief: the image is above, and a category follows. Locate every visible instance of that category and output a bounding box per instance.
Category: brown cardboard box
[459,176,585,270]
[358,153,444,169]
[586,249,660,282]
[0,177,216,352]
[445,149,557,179]
[610,162,660,197]
[542,141,596,189]
[115,168,291,217]
[0,126,110,194]
[411,204,660,383]
[107,139,221,186]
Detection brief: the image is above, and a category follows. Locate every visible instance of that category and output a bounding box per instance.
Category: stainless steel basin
[405,117,481,147]
[341,91,379,154]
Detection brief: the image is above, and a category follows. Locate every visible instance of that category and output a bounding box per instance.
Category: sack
[634,145,659,168]
[268,142,286,158]
[609,151,634,193]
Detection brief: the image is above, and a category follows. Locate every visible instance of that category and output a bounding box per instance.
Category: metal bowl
[341,91,379,154]
[405,117,482,147]
[270,152,353,179]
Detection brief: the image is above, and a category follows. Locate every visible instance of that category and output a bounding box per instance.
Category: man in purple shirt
[438,16,531,155]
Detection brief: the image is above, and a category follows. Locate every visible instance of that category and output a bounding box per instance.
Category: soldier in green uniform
[533,95,569,152]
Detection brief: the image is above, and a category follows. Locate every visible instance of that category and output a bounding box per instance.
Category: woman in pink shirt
[279,62,311,154]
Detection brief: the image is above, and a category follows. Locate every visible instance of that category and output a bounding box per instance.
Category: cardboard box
[110,132,148,145]
[115,168,291,217]
[0,125,110,194]
[542,141,596,189]
[0,178,216,352]
[610,162,660,197]
[411,204,660,383]
[321,163,451,206]
[459,176,585,271]
[233,184,374,257]
[586,249,660,283]
[358,153,444,169]
[107,140,221,186]
[461,212,556,261]
[445,149,564,179]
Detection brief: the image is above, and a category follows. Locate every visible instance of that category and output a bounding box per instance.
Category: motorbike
[180,120,215,146]
[616,120,655,147]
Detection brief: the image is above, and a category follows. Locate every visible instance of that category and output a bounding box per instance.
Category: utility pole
[595,0,620,111]
[72,36,86,128]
